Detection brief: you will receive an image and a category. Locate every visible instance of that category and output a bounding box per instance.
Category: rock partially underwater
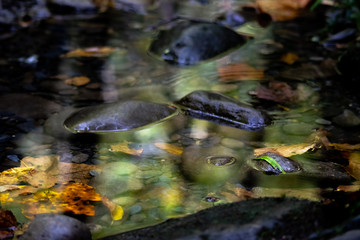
[149,21,246,65]
[63,100,178,133]
[175,90,272,131]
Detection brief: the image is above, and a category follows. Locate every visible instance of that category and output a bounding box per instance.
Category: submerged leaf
[65,76,91,86]
[254,142,316,157]
[218,63,265,82]
[61,47,117,58]
[175,90,271,131]
[154,142,183,155]
[102,196,124,221]
[110,141,144,156]
[64,100,178,133]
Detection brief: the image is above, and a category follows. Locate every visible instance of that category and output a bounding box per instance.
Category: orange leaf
[61,47,117,58]
[256,0,313,21]
[218,63,264,82]
[281,52,299,65]
[345,152,360,181]
[329,143,360,151]
[21,183,101,219]
[154,142,183,155]
[110,141,143,156]
[65,76,90,86]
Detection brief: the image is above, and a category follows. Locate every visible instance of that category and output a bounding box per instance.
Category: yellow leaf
[110,141,143,156]
[61,47,116,58]
[254,143,316,157]
[0,167,35,185]
[154,143,183,155]
[281,52,299,65]
[102,196,124,221]
[65,76,91,86]
[345,152,360,180]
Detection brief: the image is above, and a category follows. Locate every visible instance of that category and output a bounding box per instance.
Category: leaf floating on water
[218,63,265,82]
[64,100,178,133]
[61,47,117,58]
[110,141,144,156]
[175,90,271,131]
[65,76,91,86]
[154,142,183,155]
[329,143,360,151]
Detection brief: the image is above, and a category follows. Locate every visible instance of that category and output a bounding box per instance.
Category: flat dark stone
[175,90,272,131]
[149,21,246,65]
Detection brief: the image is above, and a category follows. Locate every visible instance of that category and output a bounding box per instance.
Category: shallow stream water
[1,1,360,238]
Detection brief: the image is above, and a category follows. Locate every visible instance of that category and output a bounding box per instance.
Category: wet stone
[250,152,302,175]
[149,21,246,66]
[175,90,272,131]
[332,109,360,127]
[20,213,91,240]
[72,152,89,163]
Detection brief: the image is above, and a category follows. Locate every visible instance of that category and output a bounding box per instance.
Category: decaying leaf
[256,81,298,104]
[281,52,300,65]
[329,143,360,151]
[218,63,264,82]
[65,76,91,86]
[345,152,360,181]
[21,183,102,219]
[254,142,317,157]
[0,209,17,239]
[110,141,144,156]
[61,47,117,58]
[101,196,124,221]
[154,142,183,155]
[256,0,313,21]
[0,167,35,185]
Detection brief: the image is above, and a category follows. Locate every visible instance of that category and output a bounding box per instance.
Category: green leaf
[255,156,286,174]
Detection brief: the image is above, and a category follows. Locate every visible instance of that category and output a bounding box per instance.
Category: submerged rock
[175,90,272,131]
[20,213,91,240]
[63,100,178,133]
[149,21,246,65]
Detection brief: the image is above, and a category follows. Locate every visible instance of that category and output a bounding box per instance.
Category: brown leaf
[0,209,17,239]
[154,142,183,155]
[110,141,144,156]
[345,152,360,180]
[21,155,57,171]
[256,0,313,21]
[65,76,91,86]
[61,47,116,58]
[329,143,360,151]
[218,63,264,82]
[254,142,316,157]
[281,52,300,65]
[256,81,298,104]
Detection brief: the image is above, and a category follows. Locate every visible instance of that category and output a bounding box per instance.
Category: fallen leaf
[0,209,17,239]
[218,63,264,82]
[110,141,144,156]
[254,142,317,157]
[61,47,117,58]
[0,167,35,185]
[154,142,183,155]
[281,52,300,65]
[21,155,56,171]
[65,76,91,86]
[256,0,313,21]
[21,183,102,219]
[101,196,124,221]
[256,81,298,104]
[329,143,360,151]
[345,152,360,180]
